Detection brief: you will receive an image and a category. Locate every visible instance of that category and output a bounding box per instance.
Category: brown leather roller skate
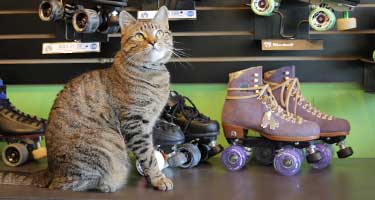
[264,66,353,168]
[220,66,322,176]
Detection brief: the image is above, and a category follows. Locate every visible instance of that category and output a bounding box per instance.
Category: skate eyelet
[254,73,259,77]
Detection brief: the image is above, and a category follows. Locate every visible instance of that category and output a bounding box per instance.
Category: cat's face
[119,7,173,69]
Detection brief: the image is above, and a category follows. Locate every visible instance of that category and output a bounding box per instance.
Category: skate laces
[165,91,210,132]
[267,78,333,120]
[226,84,302,124]
[0,99,46,125]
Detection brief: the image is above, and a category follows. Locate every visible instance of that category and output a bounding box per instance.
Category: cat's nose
[148,41,156,47]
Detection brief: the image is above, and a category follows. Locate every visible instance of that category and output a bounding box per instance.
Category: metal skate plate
[306,0,359,11]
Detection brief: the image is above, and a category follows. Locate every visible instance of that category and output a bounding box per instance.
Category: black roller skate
[38,0,127,41]
[0,79,47,167]
[136,119,201,175]
[162,91,224,163]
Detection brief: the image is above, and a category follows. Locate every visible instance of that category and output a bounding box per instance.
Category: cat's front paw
[151,176,174,191]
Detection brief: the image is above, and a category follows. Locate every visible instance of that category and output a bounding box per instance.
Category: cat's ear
[152,6,169,29]
[119,10,136,33]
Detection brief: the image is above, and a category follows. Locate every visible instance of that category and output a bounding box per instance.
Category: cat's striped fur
[0,6,174,192]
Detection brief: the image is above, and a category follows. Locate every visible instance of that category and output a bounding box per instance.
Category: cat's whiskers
[166,48,193,70]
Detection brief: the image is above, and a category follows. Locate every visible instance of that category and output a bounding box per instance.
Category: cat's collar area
[142,63,167,71]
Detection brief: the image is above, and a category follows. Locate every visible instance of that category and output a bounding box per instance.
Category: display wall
[0,0,374,157]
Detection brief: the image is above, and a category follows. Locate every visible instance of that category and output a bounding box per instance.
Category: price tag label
[137,10,197,20]
[42,42,101,54]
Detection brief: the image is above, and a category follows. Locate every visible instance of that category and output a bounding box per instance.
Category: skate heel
[222,123,246,139]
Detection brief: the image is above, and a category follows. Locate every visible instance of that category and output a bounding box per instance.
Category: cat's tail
[0,169,51,187]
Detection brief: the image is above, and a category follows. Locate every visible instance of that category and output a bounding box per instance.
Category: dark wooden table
[0,158,374,200]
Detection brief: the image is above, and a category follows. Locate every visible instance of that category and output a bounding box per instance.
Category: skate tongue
[264,66,296,83]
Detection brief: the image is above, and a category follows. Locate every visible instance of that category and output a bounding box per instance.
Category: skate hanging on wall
[249,0,359,51]
[138,0,197,20]
[308,0,359,31]
[38,0,127,54]
[249,0,359,31]
[250,0,323,51]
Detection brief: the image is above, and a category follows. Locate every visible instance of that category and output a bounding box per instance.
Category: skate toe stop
[337,147,353,159]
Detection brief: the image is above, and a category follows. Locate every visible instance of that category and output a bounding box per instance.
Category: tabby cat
[0,6,174,192]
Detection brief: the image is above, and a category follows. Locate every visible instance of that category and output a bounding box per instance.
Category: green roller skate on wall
[248,0,359,31]
[307,0,359,31]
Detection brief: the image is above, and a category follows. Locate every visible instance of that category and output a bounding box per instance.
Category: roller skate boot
[162,91,223,163]
[264,66,353,168]
[221,66,322,176]
[136,119,201,176]
[0,79,47,167]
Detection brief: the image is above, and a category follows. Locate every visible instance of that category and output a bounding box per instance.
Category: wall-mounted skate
[249,0,359,31]
[38,0,127,53]
[307,0,359,31]
[249,0,359,51]
[250,0,324,51]
[138,0,196,20]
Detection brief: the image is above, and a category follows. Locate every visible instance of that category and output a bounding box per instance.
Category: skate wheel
[136,150,167,176]
[2,143,29,167]
[72,9,100,33]
[306,151,322,163]
[220,145,247,171]
[337,146,353,159]
[336,18,357,31]
[250,0,275,16]
[273,147,301,176]
[98,13,120,34]
[294,148,305,162]
[179,143,201,168]
[32,147,47,160]
[309,7,336,31]
[197,143,211,162]
[311,144,332,169]
[167,151,188,167]
[253,146,275,166]
[38,0,64,22]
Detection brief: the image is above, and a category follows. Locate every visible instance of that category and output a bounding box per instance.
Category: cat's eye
[134,33,145,41]
[155,30,164,39]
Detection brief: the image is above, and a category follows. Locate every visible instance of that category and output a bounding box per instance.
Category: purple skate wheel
[311,144,332,170]
[295,148,305,162]
[221,145,247,171]
[284,145,304,162]
[274,147,302,176]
